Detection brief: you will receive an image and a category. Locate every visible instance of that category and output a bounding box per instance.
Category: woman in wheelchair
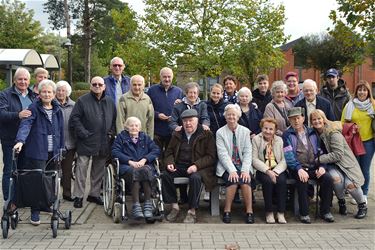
[13,80,64,226]
[112,117,160,220]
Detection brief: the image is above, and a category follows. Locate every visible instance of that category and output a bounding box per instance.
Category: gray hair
[237,87,253,102]
[110,56,124,66]
[34,67,49,77]
[124,116,142,129]
[184,82,200,94]
[160,67,173,77]
[271,80,287,95]
[303,79,317,90]
[13,67,30,81]
[130,75,145,86]
[38,79,56,93]
[56,80,72,96]
[223,104,242,119]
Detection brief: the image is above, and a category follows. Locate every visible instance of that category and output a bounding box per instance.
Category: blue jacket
[147,83,183,137]
[0,86,36,145]
[103,74,131,104]
[206,98,228,136]
[282,126,320,171]
[295,95,335,125]
[15,99,64,161]
[238,103,263,136]
[112,130,160,165]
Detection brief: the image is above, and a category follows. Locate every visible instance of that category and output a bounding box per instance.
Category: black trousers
[292,169,333,216]
[153,134,171,167]
[256,171,287,213]
[61,149,75,197]
[161,168,202,209]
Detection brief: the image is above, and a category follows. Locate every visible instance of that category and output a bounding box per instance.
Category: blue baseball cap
[326,68,338,77]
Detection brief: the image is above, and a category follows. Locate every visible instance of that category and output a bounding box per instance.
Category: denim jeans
[357,139,375,196]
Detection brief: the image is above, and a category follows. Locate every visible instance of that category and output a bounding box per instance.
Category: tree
[143,0,287,96]
[292,27,366,73]
[0,0,44,49]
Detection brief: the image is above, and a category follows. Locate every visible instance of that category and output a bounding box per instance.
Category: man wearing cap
[282,107,334,224]
[284,71,304,107]
[161,109,217,223]
[295,79,335,127]
[319,68,351,121]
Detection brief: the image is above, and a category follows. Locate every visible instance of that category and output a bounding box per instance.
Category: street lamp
[63,38,73,88]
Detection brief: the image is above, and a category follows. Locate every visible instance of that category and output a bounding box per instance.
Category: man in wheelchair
[112,117,160,220]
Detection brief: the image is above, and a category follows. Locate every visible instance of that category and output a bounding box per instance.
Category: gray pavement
[0,146,374,249]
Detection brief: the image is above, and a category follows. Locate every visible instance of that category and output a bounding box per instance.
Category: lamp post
[64,39,73,87]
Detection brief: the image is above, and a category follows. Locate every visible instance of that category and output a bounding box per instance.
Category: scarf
[344,98,375,121]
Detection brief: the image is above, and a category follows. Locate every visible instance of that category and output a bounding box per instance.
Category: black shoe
[222,212,231,224]
[321,212,335,223]
[338,199,347,215]
[87,196,104,205]
[74,198,83,208]
[245,213,254,224]
[355,202,367,219]
[63,195,74,202]
[300,215,311,224]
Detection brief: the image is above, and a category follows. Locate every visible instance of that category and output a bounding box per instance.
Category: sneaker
[166,208,180,222]
[338,199,347,215]
[277,212,287,224]
[143,200,153,218]
[203,191,210,202]
[265,212,275,224]
[30,211,40,226]
[132,202,144,220]
[321,212,335,223]
[183,211,196,223]
[355,202,367,219]
[300,215,311,224]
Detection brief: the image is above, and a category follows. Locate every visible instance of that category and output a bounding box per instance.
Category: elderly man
[319,68,351,121]
[147,67,183,157]
[282,107,334,223]
[32,67,49,95]
[284,72,304,107]
[104,57,131,105]
[116,75,154,138]
[69,76,116,208]
[295,79,335,126]
[162,109,217,223]
[0,67,36,200]
[251,74,272,114]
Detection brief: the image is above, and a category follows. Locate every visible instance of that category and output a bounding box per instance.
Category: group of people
[0,56,374,226]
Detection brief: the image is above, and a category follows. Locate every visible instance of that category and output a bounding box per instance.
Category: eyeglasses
[112,64,123,68]
[91,83,104,87]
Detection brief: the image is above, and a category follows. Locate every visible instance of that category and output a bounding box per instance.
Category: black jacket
[319,79,351,121]
[295,96,335,125]
[206,98,228,136]
[252,89,272,114]
[69,91,116,156]
[0,86,36,145]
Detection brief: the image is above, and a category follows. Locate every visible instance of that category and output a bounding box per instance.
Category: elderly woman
[264,81,293,136]
[311,109,367,219]
[252,118,287,224]
[32,67,49,95]
[55,81,76,201]
[13,79,64,226]
[341,80,375,203]
[216,104,254,224]
[206,83,228,136]
[237,87,263,138]
[112,117,160,220]
[169,82,210,132]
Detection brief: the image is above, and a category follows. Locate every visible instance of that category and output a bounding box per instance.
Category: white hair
[38,79,56,93]
[237,87,253,102]
[303,79,317,90]
[110,56,124,66]
[271,80,287,95]
[224,104,242,119]
[56,80,72,96]
[13,67,30,81]
[125,116,142,128]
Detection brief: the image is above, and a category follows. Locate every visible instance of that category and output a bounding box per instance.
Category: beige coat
[318,128,364,187]
[116,91,154,138]
[252,133,286,174]
[263,100,292,136]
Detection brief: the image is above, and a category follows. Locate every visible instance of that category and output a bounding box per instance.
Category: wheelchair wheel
[10,211,18,230]
[1,218,9,239]
[64,210,72,229]
[103,164,116,216]
[51,219,58,238]
[113,202,121,223]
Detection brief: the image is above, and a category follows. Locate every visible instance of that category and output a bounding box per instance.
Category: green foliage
[293,26,366,73]
[73,81,90,90]
[0,78,7,91]
[0,0,44,50]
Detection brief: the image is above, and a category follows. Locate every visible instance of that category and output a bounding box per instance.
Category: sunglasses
[112,64,123,68]
[92,83,104,87]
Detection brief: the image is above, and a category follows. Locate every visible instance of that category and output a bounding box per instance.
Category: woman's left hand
[315,167,326,178]
[240,172,251,183]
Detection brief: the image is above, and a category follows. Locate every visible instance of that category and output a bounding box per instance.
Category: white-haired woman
[237,87,263,138]
[112,117,160,220]
[13,79,64,226]
[264,81,292,136]
[216,104,254,224]
[56,81,76,201]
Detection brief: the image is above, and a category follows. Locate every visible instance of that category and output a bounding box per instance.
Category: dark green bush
[73,82,90,91]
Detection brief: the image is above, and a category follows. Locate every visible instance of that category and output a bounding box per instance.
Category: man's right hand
[158,113,170,120]
[13,142,23,153]
[167,164,176,172]
[18,110,31,119]
[297,169,309,183]
[174,126,182,131]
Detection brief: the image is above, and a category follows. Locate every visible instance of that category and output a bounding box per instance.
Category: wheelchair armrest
[154,159,161,175]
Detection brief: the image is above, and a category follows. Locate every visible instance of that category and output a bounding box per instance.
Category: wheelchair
[1,150,72,239]
[103,158,164,224]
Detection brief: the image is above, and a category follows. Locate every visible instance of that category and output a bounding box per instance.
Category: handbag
[342,122,366,156]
